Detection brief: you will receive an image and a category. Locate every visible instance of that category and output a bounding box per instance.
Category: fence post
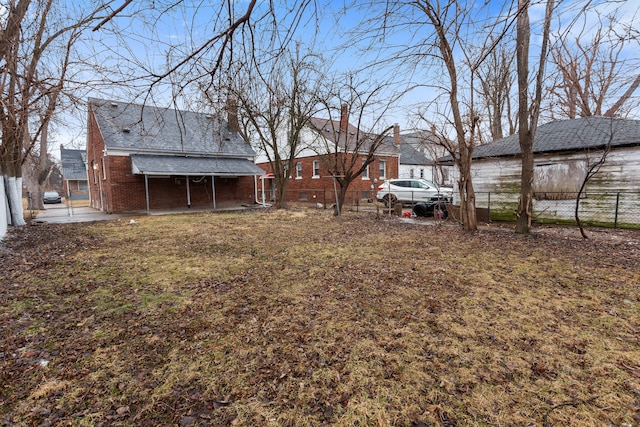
[614,192,620,229]
[488,192,491,222]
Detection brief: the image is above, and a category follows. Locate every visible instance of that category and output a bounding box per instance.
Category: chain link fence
[270,188,380,212]
[269,187,640,229]
[471,191,640,229]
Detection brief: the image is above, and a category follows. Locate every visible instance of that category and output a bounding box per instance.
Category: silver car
[43,191,62,204]
[376,179,453,207]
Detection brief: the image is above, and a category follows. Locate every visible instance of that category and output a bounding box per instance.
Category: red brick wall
[62,180,89,198]
[102,158,256,212]
[87,108,258,213]
[257,153,399,202]
[86,109,107,211]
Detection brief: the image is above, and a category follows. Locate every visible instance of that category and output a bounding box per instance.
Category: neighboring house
[257,107,399,204]
[441,116,640,224]
[87,98,265,213]
[60,146,89,200]
[396,130,450,184]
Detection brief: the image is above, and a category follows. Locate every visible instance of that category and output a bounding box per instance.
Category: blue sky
[53,0,639,153]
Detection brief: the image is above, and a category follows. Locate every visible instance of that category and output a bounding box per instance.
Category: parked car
[376,179,453,207]
[43,191,62,204]
[412,200,448,219]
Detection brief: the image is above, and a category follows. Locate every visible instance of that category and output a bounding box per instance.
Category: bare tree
[476,42,517,141]
[548,23,640,119]
[313,77,394,214]
[514,0,555,234]
[89,0,316,107]
[355,0,526,231]
[0,0,107,237]
[226,44,323,208]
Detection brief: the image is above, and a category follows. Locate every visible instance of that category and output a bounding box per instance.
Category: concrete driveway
[30,203,126,224]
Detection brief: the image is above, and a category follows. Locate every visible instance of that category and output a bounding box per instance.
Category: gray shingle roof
[468,116,640,160]
[308,117,398,156]
[60,148,88,181]
[130,155,265,176]
[89,98,255,157]
[398,142,431,166]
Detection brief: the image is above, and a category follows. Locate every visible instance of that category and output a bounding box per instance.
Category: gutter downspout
[144,174,150,214]
[186,176,191,208]
[254,175,259,205]
[211,176,217,209]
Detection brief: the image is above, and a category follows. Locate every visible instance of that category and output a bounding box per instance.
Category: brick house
[257,107,399,205]
[86,98,264,213]
[60,146,89,200]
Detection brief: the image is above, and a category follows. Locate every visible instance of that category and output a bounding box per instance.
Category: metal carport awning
[130,154,265,176]
[130,154,265,212]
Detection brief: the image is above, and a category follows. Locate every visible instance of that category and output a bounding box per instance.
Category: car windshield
[44,192,59,197]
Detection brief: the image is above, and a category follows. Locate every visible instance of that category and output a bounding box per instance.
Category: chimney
[393,124,400,146]
[339,104,348,134]
[227,96,240,133]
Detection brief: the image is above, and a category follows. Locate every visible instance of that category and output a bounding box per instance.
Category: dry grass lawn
[1,209,639,426]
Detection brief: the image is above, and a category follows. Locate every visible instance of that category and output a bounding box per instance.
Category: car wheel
[383,194,397,208]
[434,202,447,220]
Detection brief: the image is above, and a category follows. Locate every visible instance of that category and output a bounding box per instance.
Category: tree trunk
[515,0,533,234]
[1,124,27,227]
[515,0,554,234]
[275,174,289,209]
[516,147,534,233]
[337,180,350,214]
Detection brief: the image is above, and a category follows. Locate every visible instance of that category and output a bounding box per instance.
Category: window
[379,160,387,179]
[533,161,586,200]
[362,159,369,179]
[299,192,307,201]
[420,168,425,179]
[101,157,106,180]
[409,168,414,178]
[312,160,320,178]
[296,162,302,179]
[78,181,88,191]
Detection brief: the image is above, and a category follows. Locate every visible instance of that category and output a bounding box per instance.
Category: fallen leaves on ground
[1,209,639,426]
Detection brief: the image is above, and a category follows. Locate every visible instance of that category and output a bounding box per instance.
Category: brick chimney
[227,96,240,133]
[339,104,348,134]
[393,124,400,146]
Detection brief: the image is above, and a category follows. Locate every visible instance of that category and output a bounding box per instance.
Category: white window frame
[312,160,320,178]
[361,159,369,180]
[379,160,387,179]
[296,162,303,179]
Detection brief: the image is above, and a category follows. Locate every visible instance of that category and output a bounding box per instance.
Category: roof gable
[307,116,398,156]
[89,98,255,157]
[60,148,87,180]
